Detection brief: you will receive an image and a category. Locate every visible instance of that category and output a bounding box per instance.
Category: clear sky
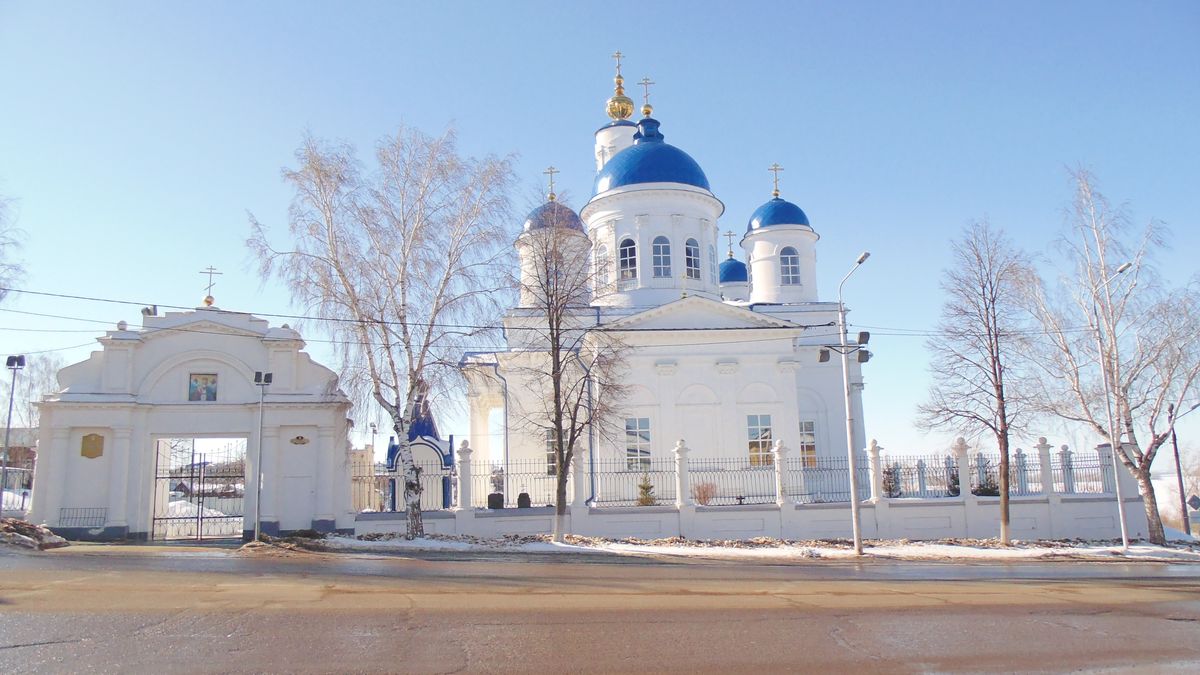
[1,1,1198,477]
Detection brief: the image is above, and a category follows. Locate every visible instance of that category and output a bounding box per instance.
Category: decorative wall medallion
[716,360,739,375]
[81,433,104,459]
[290,436,310,445]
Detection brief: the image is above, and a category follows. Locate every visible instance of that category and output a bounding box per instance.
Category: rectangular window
[545,429,558,476]
[685,239,701,280]
[625,417,651,470]
[747,414,773,466]
[652,238,672,278]
[798,420,817,467]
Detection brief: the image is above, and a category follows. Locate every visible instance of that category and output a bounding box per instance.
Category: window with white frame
[708,244,716,281]
[747,414,773,466]
[685,238,701,280]
[780,246,801,286]
[619,238,637,281]
[798,420,817,467]
[545,429,559,476]
[625,417,651,470]
[652,236,672,278]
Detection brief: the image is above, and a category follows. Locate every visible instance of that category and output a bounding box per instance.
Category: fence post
[571,448,588,509]
[1014,448,1028,496]
[772,440,789,506]
[1059,445,1075,494]
[953,437,976,537]
[1096,443,1116,494]
[674,439,694,539]
[916,459,928,498]
[674,440,692,508]
[867,439,883,501]
[1036,437,1054,495]
[455,441,473,510]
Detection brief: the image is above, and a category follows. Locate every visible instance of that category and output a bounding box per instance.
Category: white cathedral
[461,59,869,491]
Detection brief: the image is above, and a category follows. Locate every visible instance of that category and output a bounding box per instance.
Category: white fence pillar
[1096,443,1116,493]
[772,440,790,506]
[674,440,692,507]
[1059,445,1075,494]
[455,441,473,510]
[571,449,588,509]
[1014,448,1029,496]
[867,439,883,501]
[1036,437,1054,495]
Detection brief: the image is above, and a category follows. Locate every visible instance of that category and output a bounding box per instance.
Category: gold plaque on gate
[81,433,104,459]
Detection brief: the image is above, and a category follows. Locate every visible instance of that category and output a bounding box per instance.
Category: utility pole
[1,355,25,520]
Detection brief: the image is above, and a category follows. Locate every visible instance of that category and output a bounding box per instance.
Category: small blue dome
[747,197,810,232]
[718,256,748,284]
[594,117,710,194]
[523,200,584,232]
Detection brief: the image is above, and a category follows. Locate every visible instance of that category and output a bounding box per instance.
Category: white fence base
[354,494,1147,542]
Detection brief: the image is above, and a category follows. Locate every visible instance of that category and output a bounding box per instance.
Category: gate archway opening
[152,436,247,540]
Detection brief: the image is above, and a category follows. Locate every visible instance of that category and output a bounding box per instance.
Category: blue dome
[594,117,710,194]
[718,256,748,284]
[523,200,584,232]
[747,197,810,232]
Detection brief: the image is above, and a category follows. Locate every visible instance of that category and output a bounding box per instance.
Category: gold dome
[606,74,634,120]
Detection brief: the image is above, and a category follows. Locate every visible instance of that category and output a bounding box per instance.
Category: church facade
[462,60,869,501]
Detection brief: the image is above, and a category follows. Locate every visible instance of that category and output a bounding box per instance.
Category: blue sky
[1,1,1198,470]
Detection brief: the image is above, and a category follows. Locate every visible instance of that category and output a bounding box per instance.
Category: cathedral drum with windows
[462,58,869,502]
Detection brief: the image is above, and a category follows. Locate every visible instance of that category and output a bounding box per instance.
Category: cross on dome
[606,50,634,120]
[638,77,655,117]
[543,166,559,201]
[769,163,784,198]
[724,230,736,258]
[199,266,222,306]
[612,50,624,76]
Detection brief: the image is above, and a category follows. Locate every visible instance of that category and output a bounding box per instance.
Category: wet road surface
[2,544,1199,673]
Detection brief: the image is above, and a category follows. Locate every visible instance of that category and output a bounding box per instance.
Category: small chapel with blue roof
[461,54,870,506]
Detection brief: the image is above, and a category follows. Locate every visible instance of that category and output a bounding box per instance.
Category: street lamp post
[839,252,870,556]
[253,371,272,541]
[1093,262,1131,551]
[1,355,26,520]
[1169,401,1200,535]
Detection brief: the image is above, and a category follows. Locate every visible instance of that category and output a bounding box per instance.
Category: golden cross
[612,50,624,76]
[638,77,655,106]
[543,166,558,200]
[724,230,736,257]
[199,266,222,295]
[769,163,784,197]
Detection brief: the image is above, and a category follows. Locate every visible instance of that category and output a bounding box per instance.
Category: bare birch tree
[499,196,627,541]
[0,195,23,302]
[918,221,1031,544]
[249,128,514,538]
[1023,170,1200,545]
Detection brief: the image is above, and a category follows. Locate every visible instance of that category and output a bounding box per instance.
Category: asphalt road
[2,544,1199,673]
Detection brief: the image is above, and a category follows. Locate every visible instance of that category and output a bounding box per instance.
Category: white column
[106,427,132,528]
[1036,437,1055,495]
[674,440,692,507]
[30,428,70,525]
[772,440,790,506]
[260,428,279,523]
[571,448,588,508]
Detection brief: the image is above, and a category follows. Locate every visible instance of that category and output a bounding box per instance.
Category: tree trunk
[997,430,1011,546]
[552,469,569,543]
[1135,469,1166,546]
[392,433,424,539]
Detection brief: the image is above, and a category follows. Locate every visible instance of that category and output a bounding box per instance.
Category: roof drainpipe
[488,361,510,493]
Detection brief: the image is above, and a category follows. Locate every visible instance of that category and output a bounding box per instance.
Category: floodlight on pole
[1,355,26,520]
[1093,262,1132,551]
[253,370,272,542]
[838,253,870,556]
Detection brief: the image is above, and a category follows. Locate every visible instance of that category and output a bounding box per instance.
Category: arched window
[780,246,801,285]
[595,245,609,286]
[685,238,701,280]
[708,244,717,281]
[618,238,637,281]
[652,236,672,278]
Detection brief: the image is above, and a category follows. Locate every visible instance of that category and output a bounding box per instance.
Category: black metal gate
[152,438,246,540]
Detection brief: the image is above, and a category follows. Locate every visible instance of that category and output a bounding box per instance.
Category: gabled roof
[602,295,803,332]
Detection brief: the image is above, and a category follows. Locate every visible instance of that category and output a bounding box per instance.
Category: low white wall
[355,494,1147,541]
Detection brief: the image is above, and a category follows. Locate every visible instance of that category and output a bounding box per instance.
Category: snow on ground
[2,489,31,511]
[321,533,1200,562]
[164,500,228,519]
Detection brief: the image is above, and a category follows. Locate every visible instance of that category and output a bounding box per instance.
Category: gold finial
[200,266,222,306]
[543,166,559,202]
[769,163,784,198]
[606,51,634,120]
[638,77,655,117]
[724,230,736,258]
